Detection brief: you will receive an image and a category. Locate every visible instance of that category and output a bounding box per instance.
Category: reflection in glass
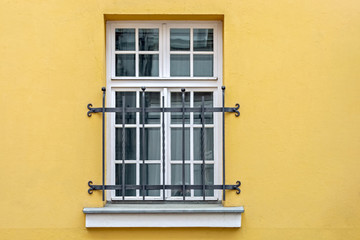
[140,92,160,124]
[170,29,190,51]
[139,29,159,51]
[115,54,135,76]
[193,128,214,160]
[194,92,213,124]
[115,164,136,196]
[171,164,190,196]
[171,128,190,160]
[194,164,214,196]
[140,128,160,160]
[115,28,135,51]
[116,92,136,124]
[193,29,213,51]
[171,92,190,124]
[116,128,136,160]
[170,54,190,77]
[139,54,159,77]
[193,54,213,77]
[140,164,160,196]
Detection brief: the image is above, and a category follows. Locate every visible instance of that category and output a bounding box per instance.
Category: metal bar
[122,95,126,199]
[101,87,106,201]
[162,96,165,200]
[88,107,239,113]
[181,88,185,201]
[89,184,241,191]
[141,87,146,200]
[222,86,225,201]
[201,96,205,201]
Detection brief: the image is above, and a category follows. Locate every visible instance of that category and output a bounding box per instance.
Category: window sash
[108,21,221,80]
[108,87,221,201]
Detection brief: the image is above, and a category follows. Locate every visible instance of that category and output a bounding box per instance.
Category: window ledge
[83,204,244,228]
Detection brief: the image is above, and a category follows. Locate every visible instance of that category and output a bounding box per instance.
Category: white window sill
[83,204,244,228]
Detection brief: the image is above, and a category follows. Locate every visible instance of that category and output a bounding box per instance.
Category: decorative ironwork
[87,87,241,201]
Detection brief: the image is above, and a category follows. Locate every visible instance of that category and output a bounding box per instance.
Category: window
[104,21,227,201]
[84,20,243,228]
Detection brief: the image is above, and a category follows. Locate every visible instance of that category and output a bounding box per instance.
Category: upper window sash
[107,21,222,80]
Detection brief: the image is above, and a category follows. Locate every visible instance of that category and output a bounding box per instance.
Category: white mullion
[114,51,137,54]
[135,28,139,78]
[165,88,171,199]
[214,88,221,200]
[190,27,194,77]
[164,24,169,78]
[138,51,160,54]
[114,124,137,128]
[135,90,140,198]
[110,89,116,200]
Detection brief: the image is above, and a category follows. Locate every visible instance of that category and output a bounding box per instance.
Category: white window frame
[105,21,223,202]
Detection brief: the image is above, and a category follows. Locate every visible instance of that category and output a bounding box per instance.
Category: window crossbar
[87,86,241,201]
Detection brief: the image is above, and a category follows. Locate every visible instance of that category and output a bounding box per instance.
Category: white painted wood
[106,21,225,202]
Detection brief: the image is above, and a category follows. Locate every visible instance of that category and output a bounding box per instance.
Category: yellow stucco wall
[0,0,359,239]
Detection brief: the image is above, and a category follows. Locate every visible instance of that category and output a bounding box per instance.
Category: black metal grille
[87,86,241,201]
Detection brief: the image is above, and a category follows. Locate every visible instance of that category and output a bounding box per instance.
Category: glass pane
[194,92,213,124]
[140,92,160,124]
[115,54,135,77]
[139,29,159,51]
[115,28,135,51]
[116,128,136,160]
[193,54,213,77]
[194,164,214,196]
[116,92,136,124]
[193,128,214,160]
[170,54,190,77]
[115,163,136,196]
[170,29,190,51]
[140,164,160,196]
[140,128,160,160]
[171,92,190,124]
[171,164,190,196]
[171,128,190,160]
[193,29,213,51]
[139,54,159,77]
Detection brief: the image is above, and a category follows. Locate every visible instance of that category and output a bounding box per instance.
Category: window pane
[116,128,136,160]
[139,54,159,77]
[193,128,214,160]
[170,54,190,77]
[193,54,213,77]
[115,29,135,51]
[193,29,213,51]
[140,128,160,160]
[194,92,213,124]
[139,29,159,51]
[171,164,190,196]
[194,164,214,196]
[116,92,136,124]
[115,54,135,76]
[140,92,160,124]
[171,128,190,160]
[115,164,136,196]
[171,92,190,124]
[140,164,160,196]
[170,29,190,51]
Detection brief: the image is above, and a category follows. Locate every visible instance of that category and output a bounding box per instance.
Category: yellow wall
[1,0,360,239]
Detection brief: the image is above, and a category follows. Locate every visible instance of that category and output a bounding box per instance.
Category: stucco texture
[0,0,359,239]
